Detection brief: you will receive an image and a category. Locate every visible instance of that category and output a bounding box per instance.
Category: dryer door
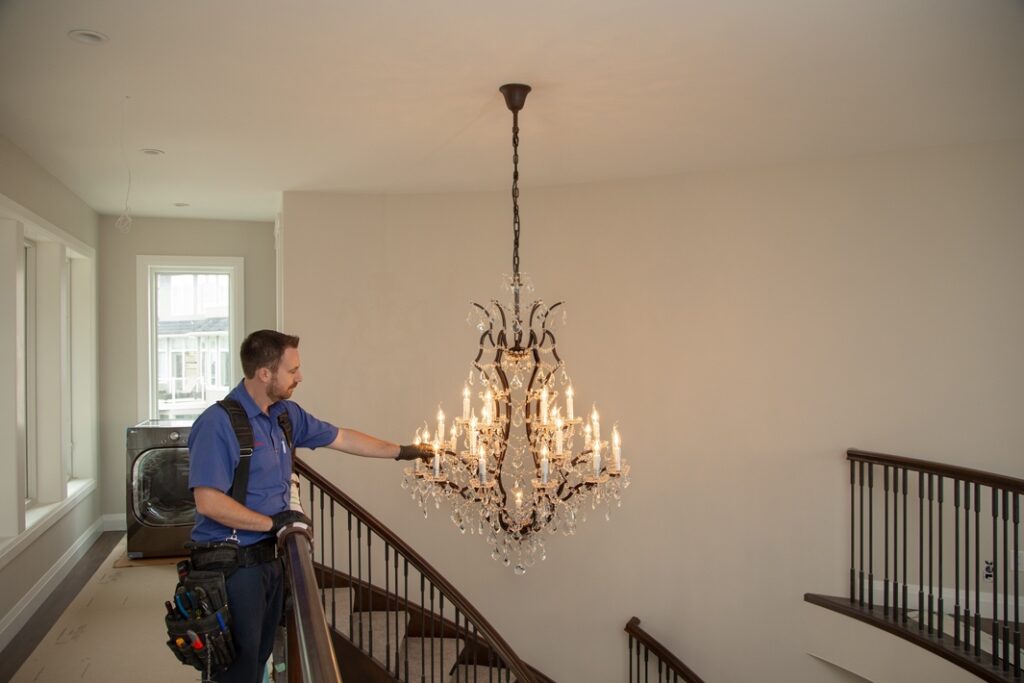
[131,447,195,526]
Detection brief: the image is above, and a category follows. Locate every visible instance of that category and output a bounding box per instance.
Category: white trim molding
[0,514,102,653]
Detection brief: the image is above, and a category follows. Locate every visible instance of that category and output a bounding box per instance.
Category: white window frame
[136,256,245,422]
[22,240,36,502]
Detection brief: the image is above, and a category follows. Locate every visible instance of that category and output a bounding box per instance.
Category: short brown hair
[240,330,300,378]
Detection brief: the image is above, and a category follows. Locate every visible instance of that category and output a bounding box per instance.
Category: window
[137,257,244,421]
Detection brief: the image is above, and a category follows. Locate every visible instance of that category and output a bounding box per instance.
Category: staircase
[289,456,555,683]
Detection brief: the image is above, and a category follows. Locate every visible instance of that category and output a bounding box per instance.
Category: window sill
[0,478,97,573]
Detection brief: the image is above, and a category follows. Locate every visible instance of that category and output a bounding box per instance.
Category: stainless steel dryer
[126,420,194,558]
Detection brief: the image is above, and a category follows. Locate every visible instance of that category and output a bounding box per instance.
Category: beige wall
[280,141,1024,682]
[0,135,97,248]
[97,215,276,515]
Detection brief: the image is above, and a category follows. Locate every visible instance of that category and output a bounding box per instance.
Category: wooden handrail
[624,617,704,683]
[847,449,1024,494]
[281,529,343,683]
[294,456,540,683]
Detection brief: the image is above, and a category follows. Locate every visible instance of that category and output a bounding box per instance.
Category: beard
[267,374,298,402]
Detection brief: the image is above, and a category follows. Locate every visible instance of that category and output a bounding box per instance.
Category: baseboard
[0,516,103,653]
[102,513,127,531]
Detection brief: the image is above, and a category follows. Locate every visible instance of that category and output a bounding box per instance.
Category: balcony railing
[806,448,1022,682]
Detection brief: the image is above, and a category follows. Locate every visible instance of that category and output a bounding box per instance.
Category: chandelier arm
[528,301,544,330]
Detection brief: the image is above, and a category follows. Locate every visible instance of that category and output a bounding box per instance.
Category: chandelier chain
[512,110,521,279]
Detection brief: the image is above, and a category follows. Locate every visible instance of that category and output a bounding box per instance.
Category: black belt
[191,538,279,570]
[237,539,280,567]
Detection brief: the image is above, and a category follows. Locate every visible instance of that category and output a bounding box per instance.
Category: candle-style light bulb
[437,407,445,444]
[583,423,592,449]
[591,405,600,445]
[483,389,494,425]
[565,385,575,420]
[462,384,471,420]
[469,412,478,454]
[540,386,549,424]
[540,443,550,484]
[592,437,602,477]
[612,425,621,470]
[432,437,441,477]
[478,443,487,483]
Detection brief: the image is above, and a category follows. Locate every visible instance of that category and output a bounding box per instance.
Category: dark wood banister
[847,448,1024,493]
[624,617,705,683]
[294,456,541,683]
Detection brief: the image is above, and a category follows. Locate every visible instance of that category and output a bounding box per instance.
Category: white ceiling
[1,0,1023,221]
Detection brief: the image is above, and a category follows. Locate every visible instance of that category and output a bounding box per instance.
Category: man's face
[267,347,302,401]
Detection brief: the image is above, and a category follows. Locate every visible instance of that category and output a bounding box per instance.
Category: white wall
[280,141,1024,682]
[97,215,276,516]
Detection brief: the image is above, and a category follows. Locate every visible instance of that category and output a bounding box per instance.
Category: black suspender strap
[217,399,254,506]
[277,412,294,456]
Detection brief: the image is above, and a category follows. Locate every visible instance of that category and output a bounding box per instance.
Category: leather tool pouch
[165,562,237,673]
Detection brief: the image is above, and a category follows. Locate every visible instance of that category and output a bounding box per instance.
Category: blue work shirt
[188,380,339,546]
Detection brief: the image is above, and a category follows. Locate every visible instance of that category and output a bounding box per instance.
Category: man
[188,329,430,682]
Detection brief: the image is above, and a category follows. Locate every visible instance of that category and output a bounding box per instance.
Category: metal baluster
[965,481,972,651]
[348,512,355,642]
[903,469,909,624]
[630,638,638,683]
[386,543,392,671]
[869,463,874,609]
[368,529,374,659]
[1013,492,1020,678]
[860,461,865,606]
[919,471,924,631]
[954,479,961,646]
[1003,489,1010,671]
[473,624,480,683]
[938,475,944,639]
[395,547,401,677]
[644,644,649,683]
[850,460,856,602]
[320,489,326,612]
[976,482,982,657]
[894,466,900,619]
[358,519,364,650]
[404,559,410,683]
[330,498,336,631]
[658,659,663,681]
[420,574,426,683]
[629,635,634,683]
[453,608,461,682]
[439,593,445,681]
[928,473,933,634]
[994,488,1001,666]
[884,466,890,615]
[430,583,436,683]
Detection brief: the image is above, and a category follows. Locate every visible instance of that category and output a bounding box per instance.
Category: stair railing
[624,617,704,683]
[806,448,1022,683]
[280,527,344,682]
[295,456,542,683]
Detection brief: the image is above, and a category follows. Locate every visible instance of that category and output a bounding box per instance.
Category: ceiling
[1,0,1023,221]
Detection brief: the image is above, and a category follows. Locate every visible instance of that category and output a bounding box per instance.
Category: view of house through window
[153,271,233,420]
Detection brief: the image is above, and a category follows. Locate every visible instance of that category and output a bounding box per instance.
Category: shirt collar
[228,379,286,419]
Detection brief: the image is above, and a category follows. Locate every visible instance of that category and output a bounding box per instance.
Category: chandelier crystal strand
[402,84,629,574]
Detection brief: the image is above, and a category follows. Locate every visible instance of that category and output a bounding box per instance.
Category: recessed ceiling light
[140,148,165,156]
[67,29,108,45]
[173,202,190,207]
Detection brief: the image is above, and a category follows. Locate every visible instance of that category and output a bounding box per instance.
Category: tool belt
[190,538,280,572]
[164,557,237,676]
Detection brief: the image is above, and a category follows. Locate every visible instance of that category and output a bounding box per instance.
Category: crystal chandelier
[403,84,630,574]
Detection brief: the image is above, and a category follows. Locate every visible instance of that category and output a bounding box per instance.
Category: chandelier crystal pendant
[402,84,629,574]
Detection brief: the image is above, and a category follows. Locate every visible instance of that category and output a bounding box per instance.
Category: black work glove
[396,443,436,461]
[269,510,312,544]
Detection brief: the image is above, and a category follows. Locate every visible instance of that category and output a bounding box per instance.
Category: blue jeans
[214,560,285,683]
